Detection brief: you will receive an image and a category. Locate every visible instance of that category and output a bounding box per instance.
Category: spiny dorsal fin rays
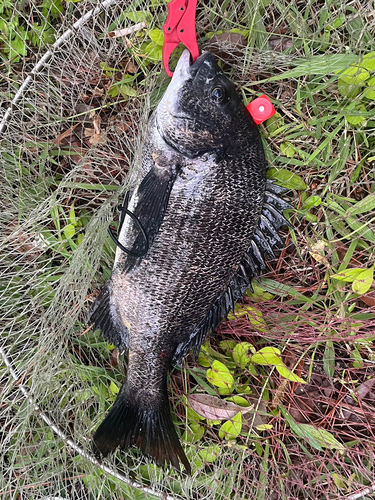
[265,179,288,195]
[250,239,266,270]
[265,189,294,212]
[253,228,276,258]
[259,214,285,248]
[262,202,292,231]
[171,182,293,365]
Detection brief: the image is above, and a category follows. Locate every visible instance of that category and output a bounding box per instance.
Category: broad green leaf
[233,342,255,368]
[143,41,163,61]
[115,84,137,98]
[364,76,375,100]
[218,386,233,395]
[323,340,335,378]
[346,193,375,217]
[228,305,266,331]
[352,268,374,294]
[109,380,119,395]
[331,268,364,282]
[148,28,164,45]
[125,11,152,24]
[361,51,375,71]
[219,340,237,352]
[206,360,234,390]
[246,306,267,332]
[235,383,252,394]
[63,223,75,239]
[76,234,84,245]
[280,142,296,158]
[332,473,348,490]
[346,104,367,127]
[298,424,345,451]
[206,419,221,426]
[10,31,28,58]
[182,422,204,443]
[265,113,283,134]
[227,303,247,320]
[245,282,273,301]
[339,65,369,83]
[219,412,242,440]
[100,62,119,77]
[198,351,211,367]
[338,80,360,99]
[251,347,283,366]
[352,345,364,368]
[199,444,222,463]
[267,168,307,191]
[338,64,369,98]
[256,424,273,431]
[302,195,321,209]
[327,14,346,30]
[225,396,250,407]
[276,365,306,384]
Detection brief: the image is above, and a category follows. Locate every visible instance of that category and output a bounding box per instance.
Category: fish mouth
[173,50,217,81]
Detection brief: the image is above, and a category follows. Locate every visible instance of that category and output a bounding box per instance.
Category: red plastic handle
[162,0,199,77]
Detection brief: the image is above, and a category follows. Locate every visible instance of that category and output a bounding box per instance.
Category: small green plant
[0,0,61,64]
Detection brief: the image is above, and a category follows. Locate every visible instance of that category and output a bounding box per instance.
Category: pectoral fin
[121,161,179,271]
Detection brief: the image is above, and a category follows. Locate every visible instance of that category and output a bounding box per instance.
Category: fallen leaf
[89,132,107,146]
[269,35,293,52]
[114,121,131,134]
[84,126,106,146]
[309,239,330,267]
[92,115,101,135]
[53,123,79,145]
[121,59,139,74]
[357,376,375,400]
[92,87,105,97]
[187,393,248,421]
[360,290,375,307]
[84,127,95,138]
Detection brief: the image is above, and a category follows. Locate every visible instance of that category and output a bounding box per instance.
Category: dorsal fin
[172,181,292,364]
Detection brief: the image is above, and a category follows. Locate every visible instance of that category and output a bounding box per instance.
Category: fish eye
[211,86,226,102]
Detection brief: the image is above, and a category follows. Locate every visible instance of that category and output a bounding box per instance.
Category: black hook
[108,206,149,259]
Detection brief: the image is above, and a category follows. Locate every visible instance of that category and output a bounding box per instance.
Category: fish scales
[89,50,291,473]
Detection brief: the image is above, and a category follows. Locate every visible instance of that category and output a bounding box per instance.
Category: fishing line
[107,205,149,258]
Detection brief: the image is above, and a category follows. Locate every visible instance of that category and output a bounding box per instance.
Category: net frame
[1,0,375,499]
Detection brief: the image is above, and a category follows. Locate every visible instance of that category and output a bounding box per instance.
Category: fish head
[156,50,249,158]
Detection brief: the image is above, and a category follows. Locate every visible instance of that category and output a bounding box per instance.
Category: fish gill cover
[1,1,375,499]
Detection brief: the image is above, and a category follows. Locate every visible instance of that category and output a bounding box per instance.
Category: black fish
[89,50,291,473]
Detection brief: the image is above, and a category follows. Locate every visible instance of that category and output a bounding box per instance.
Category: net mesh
[1,0,375,498]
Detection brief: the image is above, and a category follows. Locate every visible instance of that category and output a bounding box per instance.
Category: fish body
[90,50,290,473]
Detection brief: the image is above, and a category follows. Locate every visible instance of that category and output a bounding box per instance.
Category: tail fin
[93,383,191,474]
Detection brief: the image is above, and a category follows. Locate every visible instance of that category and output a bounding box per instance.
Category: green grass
[1,0,375,499]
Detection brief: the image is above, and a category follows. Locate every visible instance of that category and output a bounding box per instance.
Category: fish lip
[172,49,192,78]
[173,50,217,80]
